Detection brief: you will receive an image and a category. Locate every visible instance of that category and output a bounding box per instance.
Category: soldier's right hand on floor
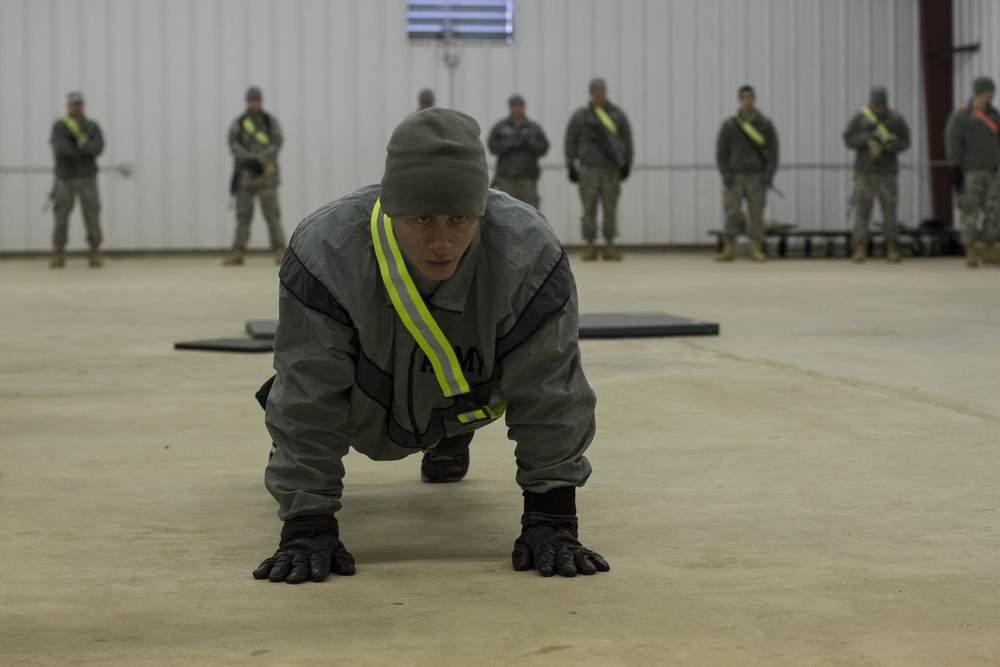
[253,515,356,584]
[511,512,610,577]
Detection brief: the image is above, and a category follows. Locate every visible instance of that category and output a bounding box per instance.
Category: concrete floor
[1,248,998,666]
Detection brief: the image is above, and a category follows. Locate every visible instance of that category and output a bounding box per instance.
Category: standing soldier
[945,76,1000,268]
[487,94,550,210]
[417,88,435,111]
[224,86,286,266]
[714,85,779,263]
[843,87,911,263]
[49,91,105,269]
[564,78,633,261]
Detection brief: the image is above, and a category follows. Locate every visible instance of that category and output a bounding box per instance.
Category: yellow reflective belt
[62,115,88,143]
[587,103,618,135]
[370,199,470,397]
[860,106,893,141]
[734,116,766,146]
[242,117,270,146]
[456,387,507,424]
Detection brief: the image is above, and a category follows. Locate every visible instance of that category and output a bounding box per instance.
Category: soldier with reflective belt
[842,87,911,263]
[714,85,779,263]
[224,86,286,266]
[49,91,105,269]
[252,109,609,584]
[945,76,1000,267]
[564,78,633,261]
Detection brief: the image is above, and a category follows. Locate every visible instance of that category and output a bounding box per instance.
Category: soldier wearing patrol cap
[945,76,1000,267]
[223,86,286,266]
[49,91,106,268]
[843,87,911,263]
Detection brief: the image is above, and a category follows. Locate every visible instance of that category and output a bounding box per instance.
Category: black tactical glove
[253,515,356,584]
[568,165,580,183]
[512,512,609,577]
[951,166,964,194]
[511,487,609,577]
[245,158,265,176]
[619,164,631,180]
[723,172,735,188]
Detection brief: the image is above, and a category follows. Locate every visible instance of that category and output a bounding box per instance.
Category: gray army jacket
[488,117,550,180]
[716,110,779,179]
[262,185,596,520]
[564,101,634,170]
[945,99,1000,171]
[50,116,104,180]
[228,111,283,188]
[843,108,911,175]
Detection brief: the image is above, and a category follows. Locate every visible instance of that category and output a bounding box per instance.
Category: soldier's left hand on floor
[511,512,610,577]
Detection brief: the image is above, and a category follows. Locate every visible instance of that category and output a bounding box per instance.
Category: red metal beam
[920,0,954,226]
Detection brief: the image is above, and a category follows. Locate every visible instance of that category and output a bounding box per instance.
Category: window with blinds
[406,1,514,43]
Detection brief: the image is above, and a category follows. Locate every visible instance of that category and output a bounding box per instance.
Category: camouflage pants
[852,172,899,247]
[233,184,285,250]
[578,166,621,242]
[722,173,767,242]
[957,169,1000,245]
[52,177,102,249]
[493,177,540,210]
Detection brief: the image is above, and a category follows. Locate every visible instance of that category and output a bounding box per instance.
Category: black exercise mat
[246,312,719,342]
[174,338,275,353]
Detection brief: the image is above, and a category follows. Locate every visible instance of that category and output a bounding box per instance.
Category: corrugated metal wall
[954,0,1000,102]
[0,0,934,252]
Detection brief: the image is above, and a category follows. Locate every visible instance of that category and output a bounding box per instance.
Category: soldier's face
[67,101,84,119]
[246,99,262,115]
[739,90,755,114]
[590,89,607,107]
[391,214,480,281]
[510,103,525,122]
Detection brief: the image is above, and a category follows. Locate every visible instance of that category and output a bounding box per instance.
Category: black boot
[420,432,473,483]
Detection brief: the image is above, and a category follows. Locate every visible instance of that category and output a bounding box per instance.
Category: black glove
[568,165,579,183]
[253,515,356,584]
[512,511,610,577]
[723,172,735,188]
[762,173,773,188]
[619,164,631,180]
[245,159,265,176]
[952,166,964,194]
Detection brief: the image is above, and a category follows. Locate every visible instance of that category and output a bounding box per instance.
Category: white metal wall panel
[0,0,931,252]
[954,0,1000,103]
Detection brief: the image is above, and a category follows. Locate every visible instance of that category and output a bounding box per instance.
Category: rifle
[41,180,56,212]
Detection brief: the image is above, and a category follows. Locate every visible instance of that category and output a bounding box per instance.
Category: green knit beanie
[380,108,489,217]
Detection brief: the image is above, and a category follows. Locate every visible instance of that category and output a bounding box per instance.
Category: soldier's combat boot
[852,244,866,263]
[965,245,979,269]
[88,246,103,268]
[581,241,598,261]
[49,249,65,269]
[886,242,901,264]
[222,250,244,266]
[603,241,622,261]
[420,432,473,483]
[713,239,735,262]
[750,240,767,263]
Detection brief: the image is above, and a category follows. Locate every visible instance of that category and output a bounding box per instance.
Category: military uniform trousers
[233,183,285,251]
[493,177,540,210]
[578,166,621,242]
[957,169,1000,246]
[52,177,102,249]
[852,172,899,247]
[722,173,767,242]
